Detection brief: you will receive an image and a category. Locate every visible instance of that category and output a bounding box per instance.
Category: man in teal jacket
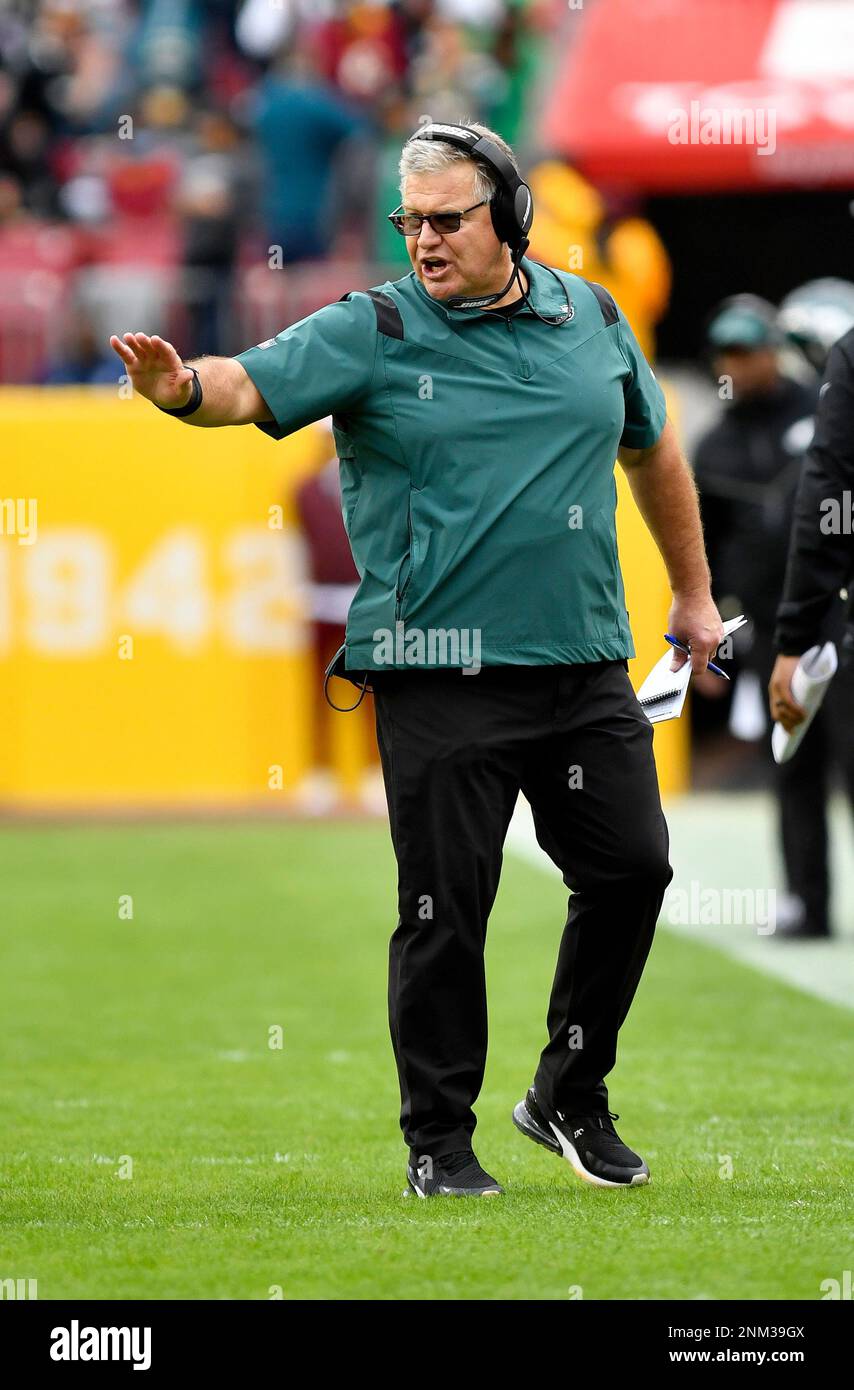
[110,121,723,1199]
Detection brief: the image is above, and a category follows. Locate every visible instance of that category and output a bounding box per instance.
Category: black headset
[406,122,571,326]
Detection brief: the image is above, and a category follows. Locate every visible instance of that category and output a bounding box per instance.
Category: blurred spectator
[0,1,135,146]
[487,0,546,145]
[409,13,504,128]
[248,43,373,264]
[41,304,118,384]
[372,85,418,267]
[235,0,329,63]
[0,0,557,381]
[1,107,59,217]
[134,0,204,93]
[0,169,29,229]
[313,3,408,101]
[177,105,257,355]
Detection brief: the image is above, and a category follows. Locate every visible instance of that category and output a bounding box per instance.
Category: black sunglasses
[387,200,489,236]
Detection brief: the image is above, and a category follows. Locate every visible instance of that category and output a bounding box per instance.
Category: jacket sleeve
[774,331,854,654]
[232,292,380,440]
[615,306,667,450]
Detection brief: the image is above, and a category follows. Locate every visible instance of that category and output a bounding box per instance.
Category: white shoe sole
[548,1120,650,1188]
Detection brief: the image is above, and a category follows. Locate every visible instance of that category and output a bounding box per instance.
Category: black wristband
[155,365,203,417]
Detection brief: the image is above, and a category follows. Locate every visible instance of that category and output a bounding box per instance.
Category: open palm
[109,333,194,408]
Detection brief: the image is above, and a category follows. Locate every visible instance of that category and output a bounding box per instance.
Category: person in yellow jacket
[526,161,671,361]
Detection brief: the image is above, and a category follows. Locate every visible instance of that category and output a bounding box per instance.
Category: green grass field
[1,821,851,1300]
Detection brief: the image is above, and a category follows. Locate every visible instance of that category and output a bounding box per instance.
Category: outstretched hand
[109,333,194,409]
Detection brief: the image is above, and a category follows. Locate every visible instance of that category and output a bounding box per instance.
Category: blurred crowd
[0,0,558,381]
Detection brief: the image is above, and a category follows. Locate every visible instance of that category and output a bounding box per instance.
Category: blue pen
[664,633,730,681]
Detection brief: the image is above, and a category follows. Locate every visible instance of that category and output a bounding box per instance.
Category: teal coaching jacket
[233,256,667,671]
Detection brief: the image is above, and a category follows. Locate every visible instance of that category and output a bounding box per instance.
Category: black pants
[750,625,854,935]
[371,659,673,1160]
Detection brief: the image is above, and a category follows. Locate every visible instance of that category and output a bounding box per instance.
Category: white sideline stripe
[505,794,854,1012]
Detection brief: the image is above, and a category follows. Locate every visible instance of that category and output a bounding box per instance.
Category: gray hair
[398,120,519,205]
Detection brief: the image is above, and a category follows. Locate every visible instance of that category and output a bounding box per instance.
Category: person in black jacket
[694,296,851,939]
[694,296,818,658]
[769,326,854,937]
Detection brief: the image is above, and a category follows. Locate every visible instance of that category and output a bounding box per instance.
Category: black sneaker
[404,1149,504,1198]
[774,918,832,940]
[512,1088,650,1188]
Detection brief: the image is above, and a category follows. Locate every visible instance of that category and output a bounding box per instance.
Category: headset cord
[513,243,573,327]
[323,665,371,712]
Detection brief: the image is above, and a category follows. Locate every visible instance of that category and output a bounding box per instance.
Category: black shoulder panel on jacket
[339,288,404,340]
[587,281,619,327]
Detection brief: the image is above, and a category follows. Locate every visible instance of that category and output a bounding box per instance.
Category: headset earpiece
[489,181,531,251]
[514,182,533,240]
[488,187,512,247]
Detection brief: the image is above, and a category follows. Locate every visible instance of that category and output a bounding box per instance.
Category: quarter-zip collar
[409,255,569,325]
